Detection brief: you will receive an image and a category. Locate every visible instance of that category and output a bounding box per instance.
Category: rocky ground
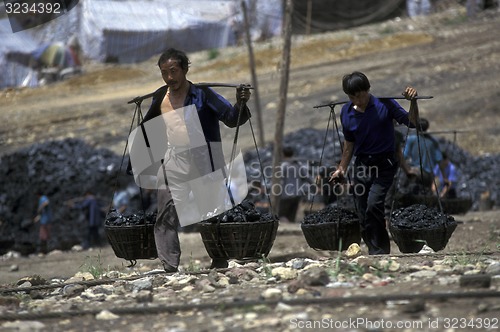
[1,5,500,332]
[0,208,499,331]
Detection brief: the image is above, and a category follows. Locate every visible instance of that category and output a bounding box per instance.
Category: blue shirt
[127,82,250,175]
[75,196,102,227]
[433,161,458,191]
[142,82,250,143]
[340,95,411,156]
[404,134,442,173]
[38,195,51,225]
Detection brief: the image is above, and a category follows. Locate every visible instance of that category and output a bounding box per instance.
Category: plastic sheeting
[80,0,238,63]
[0,0,283,88]
[78,0,283,63]
[0,19,39,88]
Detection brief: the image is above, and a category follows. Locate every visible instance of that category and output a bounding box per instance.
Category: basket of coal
[198,200,279,261]
[301,206,360,251]
[104,210,157,265]
[389,204,457,253]
[395,194,472,215]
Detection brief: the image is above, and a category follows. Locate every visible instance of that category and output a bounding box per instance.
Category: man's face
[347,90,370,109]
[160,58,187,91]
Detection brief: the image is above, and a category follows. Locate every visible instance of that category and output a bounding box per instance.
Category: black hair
[157,48,190,70]
[283,146,294,158]
[417,118,429,132]
[342,71,371,95]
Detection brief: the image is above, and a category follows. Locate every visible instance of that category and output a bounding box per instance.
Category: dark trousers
[278,196,301,222]
[354,154,397,255]
[84,226,100,249]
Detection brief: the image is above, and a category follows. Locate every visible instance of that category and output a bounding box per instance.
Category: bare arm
[438,160,450,197]
[403,87,419,127]
[329,140,354,183]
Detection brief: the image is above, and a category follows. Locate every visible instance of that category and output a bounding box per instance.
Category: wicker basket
[389,222,457,253]
[105,223,157,261]
[301,219,361,251]
[199,219,279,260]
[396,195,472,215]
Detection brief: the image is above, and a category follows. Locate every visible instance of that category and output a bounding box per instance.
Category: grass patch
[80,251,106,279]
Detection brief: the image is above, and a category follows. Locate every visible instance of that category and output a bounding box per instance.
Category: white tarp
[79,0,237,63]
[0,0,283,88]
[0,19,39,88]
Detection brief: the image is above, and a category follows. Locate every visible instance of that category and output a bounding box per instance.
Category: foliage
[79,251,106,279]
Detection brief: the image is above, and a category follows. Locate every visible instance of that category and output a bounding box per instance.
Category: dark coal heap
[202,200,276,224]
[105,210,156,226]
[302,205,358,225]
[243,128,500,211]
[0,138,136,255]
[243,128,342,180]
[391,204,456,229]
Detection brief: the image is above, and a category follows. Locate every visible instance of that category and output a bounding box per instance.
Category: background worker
[385,127,416,224]
[432,152,458,198]
[67,190,104,250]
[278,146,310,222]
[403,117,447,194]
[34,191,52,254]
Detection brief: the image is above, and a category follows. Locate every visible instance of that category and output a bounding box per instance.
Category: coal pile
[0,138,136,255]
[243,128,343,180]
[391,204,456,230]
[105,210,156,226]
[302,205,358,225]
[202,200,276,224]
[243,128,344,206]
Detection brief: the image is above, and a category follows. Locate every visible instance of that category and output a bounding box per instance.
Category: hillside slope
[1,8,499,157]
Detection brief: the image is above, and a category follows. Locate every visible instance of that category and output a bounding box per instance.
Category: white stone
[95,310,119,320]
[410,270,438,278]
[261,288,282,300]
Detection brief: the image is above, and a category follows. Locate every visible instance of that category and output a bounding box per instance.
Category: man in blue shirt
[128,48,251,272]
[68,190,103,249]
[433,152,457,198]
[404,118,446,194]
[329,72,419,254]
[278,146,311,223]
